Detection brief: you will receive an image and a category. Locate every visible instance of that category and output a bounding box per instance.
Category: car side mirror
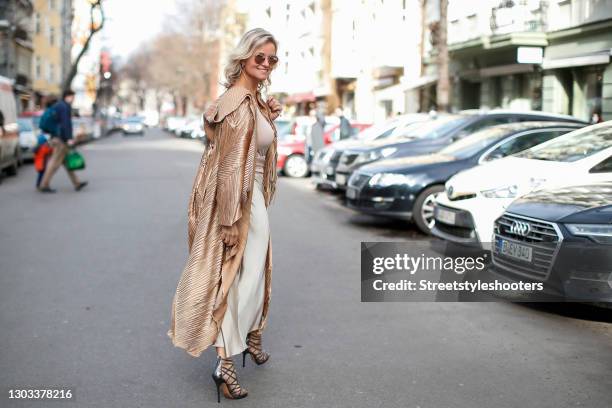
[483,152,504,162]
[452,130,468,141]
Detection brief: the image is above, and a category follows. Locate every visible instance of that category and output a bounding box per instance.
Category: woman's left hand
[267,96,282,121]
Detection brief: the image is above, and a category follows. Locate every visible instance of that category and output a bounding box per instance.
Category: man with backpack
[38,90,87,193]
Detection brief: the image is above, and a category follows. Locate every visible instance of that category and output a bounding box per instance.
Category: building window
[49,26,55,46]
[48,0,56,10]
[35,56,41,79]
[34,13,40,34]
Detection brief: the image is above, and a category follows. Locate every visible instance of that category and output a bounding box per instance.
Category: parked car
[335,110,587,191]
[490,182,612,303]
[17,117,39,161]
[278,119,371,178]
[434,121,612,248]
[0,75,20,176]
[121,116,145,135]
[73,116,95,142]
[346,122,584,234]
[165,116,187,134]
[274,117,295,139]
[311,113,433,189]
[178,117,202,138]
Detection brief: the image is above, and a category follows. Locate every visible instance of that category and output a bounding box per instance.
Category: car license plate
[435,207,456,225]
[325,165,335,175]
[496,238,532,262]
[336,174,347,185]
[346,187,357,199]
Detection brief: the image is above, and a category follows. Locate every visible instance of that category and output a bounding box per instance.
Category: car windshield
[438,126,512,159]
[393,115,469,140]
[126,117,143,123]
[17,118,34,131]
[352,120,399,141]
[516,124,612,162]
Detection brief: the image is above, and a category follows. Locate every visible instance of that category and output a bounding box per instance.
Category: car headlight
[355,147,396,165]
[355,151,379,164]
[277,146,293,156]
[480,185,518,198]
[380,147,397,158]
[318,149,333,163]
[566,224,612,244]
[368,173,416,187]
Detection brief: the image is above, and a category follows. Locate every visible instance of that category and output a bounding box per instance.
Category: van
[0,75,20,176]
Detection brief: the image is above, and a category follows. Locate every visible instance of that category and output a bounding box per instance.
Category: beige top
[255,107,274,176]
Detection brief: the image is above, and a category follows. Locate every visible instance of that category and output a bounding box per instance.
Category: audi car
[491,182,612,303]
[345,121,583,234]
[334,110,586,190]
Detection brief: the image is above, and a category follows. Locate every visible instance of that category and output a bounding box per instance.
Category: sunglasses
[253,53,279,67]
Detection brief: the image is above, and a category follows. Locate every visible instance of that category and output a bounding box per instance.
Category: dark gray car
[335,111,587,190]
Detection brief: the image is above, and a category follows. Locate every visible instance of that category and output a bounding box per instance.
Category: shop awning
[285,91,316,104]
[479,63,536,77]
[542,50,611,70]
[399,75,438,91]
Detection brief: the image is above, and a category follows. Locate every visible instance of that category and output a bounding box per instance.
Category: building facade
[0,0,34,112]
[31,0,73,108]
[434,0,612,121]
[541,0,612,122]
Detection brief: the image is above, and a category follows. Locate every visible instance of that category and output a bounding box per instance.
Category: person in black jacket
[38,90,87,193]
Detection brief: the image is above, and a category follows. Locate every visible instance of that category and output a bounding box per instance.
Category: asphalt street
[1,128,611,408]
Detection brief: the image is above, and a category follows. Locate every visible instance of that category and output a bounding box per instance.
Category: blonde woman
[167,28,282,402]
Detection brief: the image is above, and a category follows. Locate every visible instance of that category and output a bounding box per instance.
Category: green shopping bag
[64,149,86,171]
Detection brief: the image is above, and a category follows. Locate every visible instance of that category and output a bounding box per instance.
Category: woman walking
[167,28,282,402]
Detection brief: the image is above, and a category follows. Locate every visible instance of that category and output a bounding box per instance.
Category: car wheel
[413,185,445,235]
[283,154,309,178]
[5,156,18,176]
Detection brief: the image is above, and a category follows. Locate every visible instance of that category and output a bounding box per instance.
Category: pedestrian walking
[38,90,87,193]
[304,109,316,163]
[167,28,281,403]
[336,106,352,140]
[308,110,326,164]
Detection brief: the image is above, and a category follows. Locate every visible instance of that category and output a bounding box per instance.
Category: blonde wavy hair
[222,28,279,93]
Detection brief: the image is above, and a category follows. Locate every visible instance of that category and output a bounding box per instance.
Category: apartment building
[31,0,72,108]
[0,0,34,112]
[438,0,611,121]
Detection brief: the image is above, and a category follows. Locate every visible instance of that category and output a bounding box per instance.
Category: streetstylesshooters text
[370,253,544,292]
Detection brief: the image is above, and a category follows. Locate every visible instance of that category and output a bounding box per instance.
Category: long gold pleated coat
[167,85,278,358]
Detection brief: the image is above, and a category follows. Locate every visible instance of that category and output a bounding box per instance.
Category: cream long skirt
[213,172,269,357]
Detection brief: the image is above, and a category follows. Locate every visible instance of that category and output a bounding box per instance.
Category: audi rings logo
[510,220,531,237]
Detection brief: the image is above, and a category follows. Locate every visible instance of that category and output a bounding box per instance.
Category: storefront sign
[517,47,543,64]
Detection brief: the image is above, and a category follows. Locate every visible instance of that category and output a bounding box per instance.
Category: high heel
[211,356,248,402]
[242,331,270,367]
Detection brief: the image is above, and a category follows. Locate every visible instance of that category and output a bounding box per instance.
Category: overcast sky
[100,0,178,58]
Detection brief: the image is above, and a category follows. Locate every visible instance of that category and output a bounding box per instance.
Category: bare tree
[118,0,227,115]
[62,0,105,92]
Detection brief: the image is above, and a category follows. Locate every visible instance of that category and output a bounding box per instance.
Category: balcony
[490,0,547,35]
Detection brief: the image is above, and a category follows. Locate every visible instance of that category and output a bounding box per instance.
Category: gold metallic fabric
[167,86,278,358]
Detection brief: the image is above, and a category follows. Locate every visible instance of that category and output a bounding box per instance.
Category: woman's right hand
[220,224,239,247]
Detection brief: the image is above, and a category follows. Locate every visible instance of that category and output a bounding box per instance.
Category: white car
[17,117,38,160]
[432,121,612,248]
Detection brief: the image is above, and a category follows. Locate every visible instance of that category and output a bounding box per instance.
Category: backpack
[39,106,59,135]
